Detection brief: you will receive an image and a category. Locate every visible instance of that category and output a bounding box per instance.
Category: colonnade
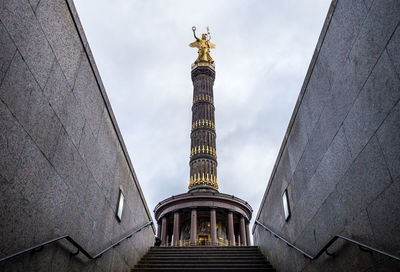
[158,208,251,246]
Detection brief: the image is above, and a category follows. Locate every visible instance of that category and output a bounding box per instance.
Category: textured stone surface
[0,0,154,270]
[0,21,16,84]
[0,0,54,88]
[302,55,332,136]
[318,0,367,86]
[295,96,340,192]
[287,108,309,175]
[43,60,85,147]
[36,0,83,88]
[363,0,373,10]
[73,56,105,137]
[347,0,400,91]
[342,210,376,247]
[336,136,392,221]
[386,25,400,78]
[377,97,400,181]
[316,127,352,192]
[0,99,28,182]
[343,51,400,158]
[0,52,62,160]
[254,1,400,271]
[13,137,69,230]
[367,176,400,255]
[0,175,34,255]
[28,0,40,11]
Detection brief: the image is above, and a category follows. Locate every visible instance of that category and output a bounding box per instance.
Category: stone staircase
[132,246,275,271]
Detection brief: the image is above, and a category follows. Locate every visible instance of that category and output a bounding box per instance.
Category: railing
[0,221,153,263]
[255,220,400,262]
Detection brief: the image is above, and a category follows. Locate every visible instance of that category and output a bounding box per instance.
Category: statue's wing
[209,41,216,49]
[189,41,200,48]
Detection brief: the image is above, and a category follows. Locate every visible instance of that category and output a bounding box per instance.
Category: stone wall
[253,0,400,271]
[0,0,155,270]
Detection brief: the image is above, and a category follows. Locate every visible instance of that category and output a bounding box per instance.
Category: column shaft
[161,216,167,246]
[227,211,234,246]
[240,216,246,246]
[190,209,197,245]
[210,208,217,245]
[245,222,251,246]
[157,222,161,238]
[173,211,180,246]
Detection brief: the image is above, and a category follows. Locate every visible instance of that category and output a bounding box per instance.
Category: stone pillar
[157,222,161,238]
[190,208,197,245]
[240,216,246,246]
[210,208,217,245]
[227,211,234,246]
[245,221,251,246]
[161,216,167,246]
[173,211,180,246]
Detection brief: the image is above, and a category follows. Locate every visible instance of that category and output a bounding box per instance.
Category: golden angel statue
[189,26,216,64]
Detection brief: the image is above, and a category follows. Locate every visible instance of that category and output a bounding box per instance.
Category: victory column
[153,27,252,247]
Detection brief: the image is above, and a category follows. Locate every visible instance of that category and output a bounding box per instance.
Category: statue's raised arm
[189,26,216,64]
[192,26,200,41]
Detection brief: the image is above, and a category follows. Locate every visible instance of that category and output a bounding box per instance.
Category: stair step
[135,264,272,268]
[146,250,263,254]
[140,259,265,264]
[141,256,266,260]
[146,253,262,256]
[150,248,258,253]
[132,268,276,272]
[132,246,275,272]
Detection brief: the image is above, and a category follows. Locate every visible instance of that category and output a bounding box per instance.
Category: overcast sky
[73,0,332,233]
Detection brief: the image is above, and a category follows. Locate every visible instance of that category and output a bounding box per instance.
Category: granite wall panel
[343,50,400,158]
[0,0,154,270]
[376,100,400,180]
[0,21,16,85]
[387,26,400,77]
[254,0,400,271]
[0,0,54,89]
[36,0,84,88]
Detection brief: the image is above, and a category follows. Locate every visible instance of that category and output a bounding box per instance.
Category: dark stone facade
[0,0,154,271]
[253,0,400,271]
